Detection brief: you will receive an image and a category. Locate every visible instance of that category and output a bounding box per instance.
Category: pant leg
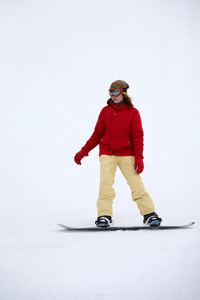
[117,156,155,215]
[97,155,117,217]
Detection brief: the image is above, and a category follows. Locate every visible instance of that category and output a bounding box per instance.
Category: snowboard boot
[95,216,113,228]
[143,212,162,227]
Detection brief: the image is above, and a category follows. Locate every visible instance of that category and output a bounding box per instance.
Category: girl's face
[111,93,123,104]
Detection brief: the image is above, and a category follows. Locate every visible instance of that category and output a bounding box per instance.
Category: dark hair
[107,94,133,107]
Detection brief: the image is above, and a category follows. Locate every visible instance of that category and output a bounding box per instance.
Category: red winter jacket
[82,102,144,157]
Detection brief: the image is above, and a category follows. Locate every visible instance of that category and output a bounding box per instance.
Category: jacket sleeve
[82,108,106,154]
[131,110,144,158]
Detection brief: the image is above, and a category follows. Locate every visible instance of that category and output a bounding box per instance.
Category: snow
[0,0,199,299]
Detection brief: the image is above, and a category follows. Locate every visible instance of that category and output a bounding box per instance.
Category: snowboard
[58,222,194,231]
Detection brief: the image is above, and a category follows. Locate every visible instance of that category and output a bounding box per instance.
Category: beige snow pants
[97,155,155,217]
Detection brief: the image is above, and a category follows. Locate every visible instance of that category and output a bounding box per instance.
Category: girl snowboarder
[74,80,162,227]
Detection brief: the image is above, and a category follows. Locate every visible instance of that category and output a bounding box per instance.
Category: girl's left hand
[134,156,144,174]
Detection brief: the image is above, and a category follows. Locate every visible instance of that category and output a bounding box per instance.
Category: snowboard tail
[58,222,195,231]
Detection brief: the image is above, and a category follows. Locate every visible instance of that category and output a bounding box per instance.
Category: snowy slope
[0,0,199,299]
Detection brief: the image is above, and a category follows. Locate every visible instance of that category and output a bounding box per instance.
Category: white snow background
[0,0,199,299]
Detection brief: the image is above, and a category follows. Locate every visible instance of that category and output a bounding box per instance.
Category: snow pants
[97,155,155,217]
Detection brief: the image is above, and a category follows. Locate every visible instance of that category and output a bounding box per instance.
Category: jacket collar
[109,101,127,110]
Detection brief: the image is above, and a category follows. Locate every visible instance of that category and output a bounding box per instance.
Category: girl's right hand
[74,149,88,165]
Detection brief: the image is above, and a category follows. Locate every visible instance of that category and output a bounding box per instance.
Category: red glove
[74,149,88,165]
[134,156,144,174]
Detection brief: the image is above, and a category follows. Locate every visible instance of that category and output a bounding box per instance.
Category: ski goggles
[109,88,123,97]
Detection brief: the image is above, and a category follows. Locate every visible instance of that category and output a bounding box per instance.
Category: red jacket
[82,102,144,157]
